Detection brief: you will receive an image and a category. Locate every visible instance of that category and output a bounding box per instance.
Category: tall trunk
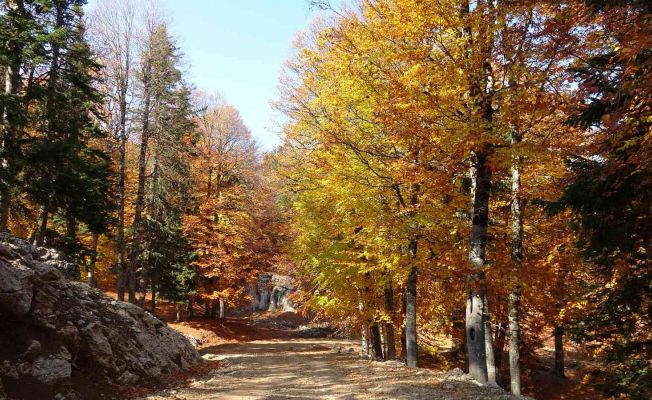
[87,233,99,288]
[114,15,132,304]
[462,0,496,384]
[186,297,194,318]
[360,324,369,357]
[554,325,565,377]
[150,280,156,314]
[369,323,383,360]
[219,297,225,319]
[65,212,77,260]
[0,56,21,232]
[508,132,524,394]
[494,322,506,373]
[508,291,521,391]
[466,151,491,383]
[32,3,63,247]
[405,239,418,368]
[384,279,397,360]
[484,296,497,384]
[116,119,127,301]
[32,203,49,247]
[175,304,182,323]
[210,300,217,318]
[128,58,152,305]
[357,286,370,358]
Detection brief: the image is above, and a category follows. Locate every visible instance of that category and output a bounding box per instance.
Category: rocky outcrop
[0,234,201,400]
[248,273,296,312]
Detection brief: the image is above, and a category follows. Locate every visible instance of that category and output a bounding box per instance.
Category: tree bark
[360,323,369,358]
[466,151,491,383]
[508,290,521,392]
[405,244,418,367]
[186,297,194,318]
[128,53,152,305]
[554,325,565,377]
[150,280,156,315]
[219,297,225,319]
[484,296,497,384]
[65,212,77,260]
[508,131,524,394]
[32,203,49,247]
[384,279,397,360]
[116,128,127,301]
[0,43,22,232]
[369,323,383,360]
[87,233,99,288]
[210,300,217,318]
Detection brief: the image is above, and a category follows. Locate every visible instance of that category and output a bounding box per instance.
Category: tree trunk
[87,233,99,288]
[466,151,491,383]
[219,297,225,319]
[65,212,77,260]
[32,203,49,247]
[509,131,524,394]
[210,300,217,318]
[554,325,565,378]
[405,254,418,367]
[175,304,182,323]
[484,296,497,385]
[128,56,152,305]
[508,290,521,393]
[0,53,21,232]
[360,323,369,358]
[494,322,506,373]
[186,297,194,318]
[384,279,397,360]
[150,280,156,315]
[113,9,132,304]
[116,132,127,301]
[369,323,383,360]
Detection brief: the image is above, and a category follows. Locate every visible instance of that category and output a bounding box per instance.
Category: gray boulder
[0,234,201,399]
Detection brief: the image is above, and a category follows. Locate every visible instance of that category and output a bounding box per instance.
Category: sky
[87,0,336,151]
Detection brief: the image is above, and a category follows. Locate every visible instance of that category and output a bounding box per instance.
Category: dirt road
[144,336,521,400]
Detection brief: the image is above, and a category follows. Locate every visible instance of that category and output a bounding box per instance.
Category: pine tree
[129,22,196,308]
[20,1,114,260]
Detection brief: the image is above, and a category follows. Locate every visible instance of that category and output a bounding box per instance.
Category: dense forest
[0,0,650,399]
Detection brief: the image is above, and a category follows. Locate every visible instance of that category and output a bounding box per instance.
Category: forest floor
[143,316,520,400]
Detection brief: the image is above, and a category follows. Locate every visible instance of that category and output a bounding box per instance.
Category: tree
[129,21,196,307]
[88,0,139,301]
[552,1,652,397]
[20,0,114,262]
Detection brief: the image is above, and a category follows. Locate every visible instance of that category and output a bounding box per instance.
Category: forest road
[144,337,520,400]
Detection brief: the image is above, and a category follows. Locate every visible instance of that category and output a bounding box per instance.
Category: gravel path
[144,338,525,400]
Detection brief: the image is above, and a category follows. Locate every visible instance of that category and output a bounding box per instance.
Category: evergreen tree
[554,1,652,397]
[22,1,114,259]
[0,0,48,232]
[130,22,197,307]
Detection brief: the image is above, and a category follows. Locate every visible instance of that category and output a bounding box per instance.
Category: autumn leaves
[275,0,594,393]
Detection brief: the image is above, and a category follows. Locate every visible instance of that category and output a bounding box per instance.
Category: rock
[248,272,297,312]
[0,258,34,316]
[21,340,42,361]
[0,234,202,399]
[31,347,72,384]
